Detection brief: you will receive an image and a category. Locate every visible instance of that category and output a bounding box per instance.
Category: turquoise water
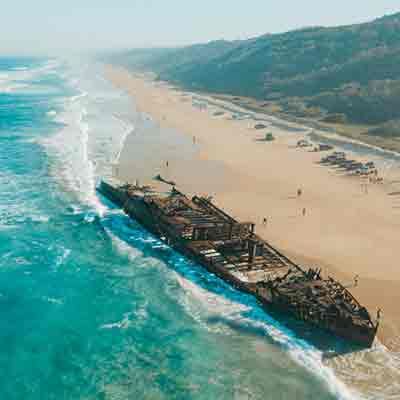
[1,57,396,400]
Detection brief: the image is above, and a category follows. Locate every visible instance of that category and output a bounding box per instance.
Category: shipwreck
[98,179,379,347]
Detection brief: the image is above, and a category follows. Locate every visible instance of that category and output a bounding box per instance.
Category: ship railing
[192,196,238,224]
[327,276,376,328]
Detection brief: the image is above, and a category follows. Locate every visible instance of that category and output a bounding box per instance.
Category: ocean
[0,57,398,400]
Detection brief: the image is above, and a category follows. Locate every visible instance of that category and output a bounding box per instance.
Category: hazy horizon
[1,1,399,55]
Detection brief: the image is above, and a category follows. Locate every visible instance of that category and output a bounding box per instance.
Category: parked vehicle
[297,139,312,148]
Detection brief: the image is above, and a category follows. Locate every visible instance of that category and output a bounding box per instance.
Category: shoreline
[105,65,400,351]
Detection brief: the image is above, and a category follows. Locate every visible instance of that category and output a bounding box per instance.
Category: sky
[1,1,399,54]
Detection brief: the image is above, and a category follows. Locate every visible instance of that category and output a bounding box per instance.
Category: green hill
[112,12,400,135]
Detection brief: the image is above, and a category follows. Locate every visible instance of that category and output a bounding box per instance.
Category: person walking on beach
[262,217,268,227]
[302,207,306,217]
[297,188,302,198]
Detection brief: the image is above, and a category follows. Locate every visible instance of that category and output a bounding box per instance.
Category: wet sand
[106,65,400,350]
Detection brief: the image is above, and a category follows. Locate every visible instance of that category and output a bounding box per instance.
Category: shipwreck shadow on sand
[98,195,367,359]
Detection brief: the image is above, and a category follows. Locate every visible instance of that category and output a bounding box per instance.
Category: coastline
[105,64,400,351]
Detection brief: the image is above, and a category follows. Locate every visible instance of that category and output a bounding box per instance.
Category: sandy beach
[106,65,400,350]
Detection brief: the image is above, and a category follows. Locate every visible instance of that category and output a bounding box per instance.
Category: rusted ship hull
[254,288,376,346]
[99,180,251,289]
[98,180,378,347]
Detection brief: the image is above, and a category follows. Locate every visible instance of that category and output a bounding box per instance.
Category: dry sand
[106,65,400,350]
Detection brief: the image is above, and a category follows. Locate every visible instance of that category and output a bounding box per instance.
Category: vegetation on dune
[112,12,400,138]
